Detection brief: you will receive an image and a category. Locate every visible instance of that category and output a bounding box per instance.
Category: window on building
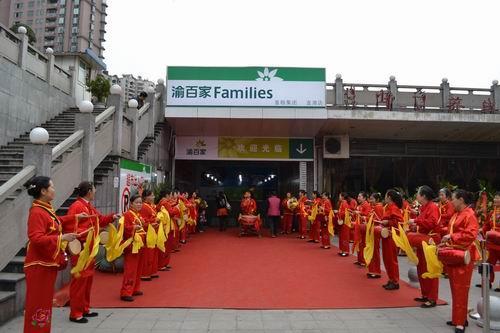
[28,10,34,17]
[58,17,64,24]
[14,12,23,18]
[70,45,77,52]
[28,1,35,8]
[57,27,63,33]
[15,3,23,9]
[59,8,65,14]
[73,17,78,24]
[73,8,79,15]
[72,27,78,33]
[27,19,34,25]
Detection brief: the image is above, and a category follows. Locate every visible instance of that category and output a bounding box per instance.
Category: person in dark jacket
[136,92,148,109]
[216,191,230,231]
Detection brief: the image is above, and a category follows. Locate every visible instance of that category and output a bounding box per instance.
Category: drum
[437,247,470,266]
[380,227,390,239]
[338,219,344,225]
[407,232,434,248]
[99,231,109,245]
[486,230,500,246]
[239,214,258,226]
[68,239,82,255]
[287,198,298,210]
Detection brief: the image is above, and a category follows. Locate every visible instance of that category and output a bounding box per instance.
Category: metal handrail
[0,165,36,203]
[95,106,115,127]
[51,129,84,160]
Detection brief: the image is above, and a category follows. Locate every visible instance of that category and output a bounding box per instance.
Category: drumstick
[77,227,94,237]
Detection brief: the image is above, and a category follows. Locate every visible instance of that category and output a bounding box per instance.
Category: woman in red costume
[139,189,160,281]
[366,192,384,279]
[442,189,479,333]
[354,191,371,266]
[319,192,333,249]
[23,176,86,332]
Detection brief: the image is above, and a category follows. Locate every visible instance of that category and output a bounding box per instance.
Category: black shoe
[382,281,390,288]
[455,327,465,333]
[495,288,500,292]
[384,282,399,290]
[151,274,159,278]
[339,253,348,257]
[180,240,187,244]
[447,320,468,327]
[307,239,315,243]
[414,297,429,302]
[120,296,134,302]
[69,317,89,323]
[367,273,381,279]
[83,312,98,318]
[140,277,152,281]
[132,291,143,296]
[421,300,436,308]
[353,261,362,266]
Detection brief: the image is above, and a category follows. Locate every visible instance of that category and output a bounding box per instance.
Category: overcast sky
[105,0,499,88]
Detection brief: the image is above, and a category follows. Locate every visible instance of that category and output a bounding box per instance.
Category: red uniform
[483,208,500,283]
[368,203,385,276]
[297,196,308,238]
[139,202,159,279]
[120,209,146,298]
[281,198,294,234]
[381,202,403,283]
[64,198,114,320]
[438,200,455,236]
[413,201,440,302]
[188,197,199,234]
[240,197,260,232]
[445,207,479,327]
[308,197,322,242]
[156,198,179,269]
[319,198,333,247]
[338,200,351,253]
[355,201,371,264]
[24,200,76,333]
[178,196,191,243]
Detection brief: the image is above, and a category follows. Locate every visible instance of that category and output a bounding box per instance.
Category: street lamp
[29,127,49,145]
[78,100,94,113]
[128,99,138,108]
[110,84,122,95]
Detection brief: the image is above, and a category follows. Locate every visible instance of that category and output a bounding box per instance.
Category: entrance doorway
[175,160,300,225]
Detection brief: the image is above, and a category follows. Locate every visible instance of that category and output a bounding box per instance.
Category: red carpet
[90,229,441,309]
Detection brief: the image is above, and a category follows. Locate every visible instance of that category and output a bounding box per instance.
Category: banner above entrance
[166,66,325,108]
[176,136,313,161]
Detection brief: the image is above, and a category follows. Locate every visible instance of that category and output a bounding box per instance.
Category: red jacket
[140,202,157,229]
[439,200,455,228]
[414,201,439,234]
[241,198,257,215]
[357,201,371,222]
[482,208,499,234]
[338,199,349,220]
[371,203,385,221]
[123,209,145,243]
[65,197,114,241]
[447,207,479,260]
[383,203,403,228]
[24,200,76,269]
[323,198,333,215]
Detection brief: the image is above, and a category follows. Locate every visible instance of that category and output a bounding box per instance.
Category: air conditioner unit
[323,135,349,159]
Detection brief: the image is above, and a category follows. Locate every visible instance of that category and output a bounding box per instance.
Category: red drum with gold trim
[437,247,470,266]
[486,230,500,246]
[407,232,434,248]
[239,214,258,226]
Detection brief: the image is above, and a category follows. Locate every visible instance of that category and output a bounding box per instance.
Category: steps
[137,122,167,160]
[0,261,26,324]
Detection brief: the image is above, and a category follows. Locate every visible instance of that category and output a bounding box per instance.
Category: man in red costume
[337,192,354,257]
[319,192,333,249]
[354,191,371,266]
[65,181,119,323]
[481,192,500,286]
[367,192,385,278]
[239,191,259,235]
[408,185,441,308]
[281,192,295,234]
[442,189,479,333]
[297,190,308,239]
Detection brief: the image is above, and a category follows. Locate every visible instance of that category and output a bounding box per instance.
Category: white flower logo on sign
[256,68,283,81]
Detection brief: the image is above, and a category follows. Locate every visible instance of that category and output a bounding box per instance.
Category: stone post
[335,74,343,106]
[75,101,95,181]
[24,128,52,177]
[145,86,156,137]
[388,75,398,108]
[127,99,139,160]
[45,48,54,86]
[16,27,28,70]
[107,85,123,156]
[441,78,450,110]
[492,80,499,112]
[156,79,165,123]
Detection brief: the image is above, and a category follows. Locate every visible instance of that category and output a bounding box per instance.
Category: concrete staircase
[138,122,167,160]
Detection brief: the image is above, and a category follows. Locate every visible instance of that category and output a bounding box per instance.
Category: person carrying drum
[65,181,120,323]
[481,191,500,290]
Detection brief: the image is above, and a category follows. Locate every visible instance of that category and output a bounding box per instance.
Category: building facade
[108,73,155,102]
[0,0,107,59]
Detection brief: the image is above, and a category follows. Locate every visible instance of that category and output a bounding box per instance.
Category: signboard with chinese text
[175,136,313,161]
[167,66,325,108]
[119,159,152,213]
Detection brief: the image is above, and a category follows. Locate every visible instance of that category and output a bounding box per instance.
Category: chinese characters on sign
[344,86,356,109]
[185,139,208,156]
[482,98,496,113]
[376,89,394,110]
[447,96,463,112]
[413,89,426,111]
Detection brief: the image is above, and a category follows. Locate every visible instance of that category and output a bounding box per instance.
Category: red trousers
[159,231,176,269]
[416,247,439,301]
[320,223,330,247]
[356,224,366,264]
[282,214,293,234]
[447,261,474,326]
[339,224,351,253]
[368,231,382,275]
[69,256,94,319]
[298,215,308,237]
[180,227,187,242]
[120,250,143,297]
[141,247,158,278]
[381,236,399,282]
[24,265,58,333]
[309,220,320,241]
[487,249,500,284]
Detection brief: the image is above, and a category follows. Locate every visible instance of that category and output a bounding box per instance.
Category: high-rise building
[0,0,107,60]
[107,73,155,102]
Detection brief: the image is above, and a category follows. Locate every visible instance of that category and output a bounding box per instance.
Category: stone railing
[326,75,500,114]
[0,82,165,270]
[0,22,72,95]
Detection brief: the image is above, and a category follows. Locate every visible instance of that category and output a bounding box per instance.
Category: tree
[10,23,37,44]
[86,75,111,104]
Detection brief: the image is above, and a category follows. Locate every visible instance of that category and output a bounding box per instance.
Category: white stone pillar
[127,99,139,160]
[441,78,450,110]
[335,74,343,106]
[108,85,123,156]
[16,27,28,70]
[75,101,95,181]
[24,127,52,177]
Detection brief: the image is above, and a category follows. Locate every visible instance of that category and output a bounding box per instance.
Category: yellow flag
[132,233,144,254]
[308,204,318,222]
[403,208,410,231]
[156,221,167,252]
[85,232,100,269]
[105,223,118,262]
[391,225,419,265]
[146,224,157,249]
[158,207,172,236]
[71,231,93,277]
[328,210,335,236]
[178,201,187,230]
[344,208,352,228]
[422,241,443,279]
[363,215,375,265]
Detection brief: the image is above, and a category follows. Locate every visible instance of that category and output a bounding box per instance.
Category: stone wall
[0,57,75,147]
